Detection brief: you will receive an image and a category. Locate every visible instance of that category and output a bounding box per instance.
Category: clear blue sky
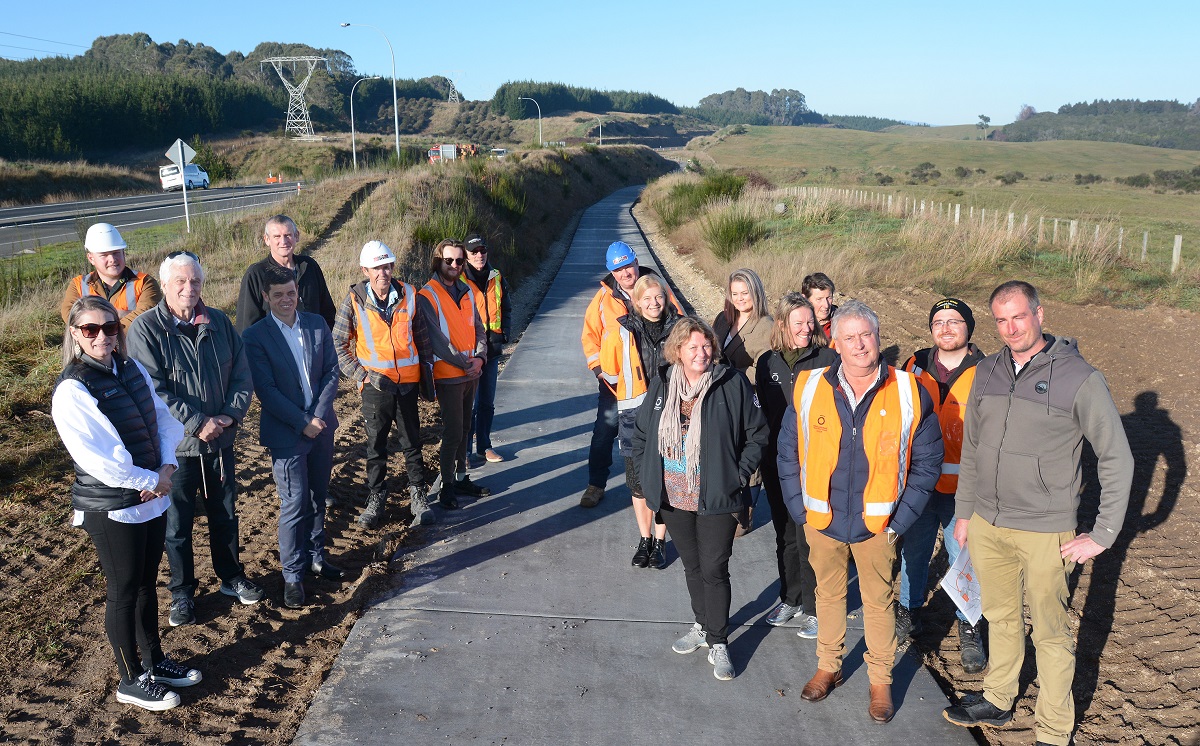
[3,0,1195,125]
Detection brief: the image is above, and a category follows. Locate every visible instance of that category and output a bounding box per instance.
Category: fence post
[981,208,986,227]
[1142,231,1148,261]
[921,199,926,215]
[1008,212,1014,235]
[1172,235,1183,273]
[888,195,893,213]
[1069,220,1078,242]
[969,206,974,220]
[1039,216,1044,243]
[1094,224,1100,242]
[955,203,961,225]
[1053,219,1059,243]
[1118,227,1124,255]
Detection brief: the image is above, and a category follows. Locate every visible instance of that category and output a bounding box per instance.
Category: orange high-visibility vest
[582,273,682,372]
[351,282,420,384]
[466,270,503,334]
[903,358,976,493]
[73,271,151,312]
[598,322,647,410]
[419,279,477,380]
[795,367,921,533]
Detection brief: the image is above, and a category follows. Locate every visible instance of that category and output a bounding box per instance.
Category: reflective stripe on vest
[421,280,477,379]
[78,272,138,311]
[796,367,921,533]
[904,359,974,492]
[352,282,419,383]
[599,322,648,409]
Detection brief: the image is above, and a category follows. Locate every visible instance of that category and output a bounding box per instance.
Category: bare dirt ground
[637,201,1200,746]
[2,190,1195,745]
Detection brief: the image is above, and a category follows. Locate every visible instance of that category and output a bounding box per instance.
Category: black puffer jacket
[632,363,769,515]
[755,346,839,444]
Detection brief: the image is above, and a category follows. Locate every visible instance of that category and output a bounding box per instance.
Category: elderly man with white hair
[127,251,263,628]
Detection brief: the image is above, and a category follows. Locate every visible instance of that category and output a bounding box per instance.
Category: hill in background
[1001,99,1200,150]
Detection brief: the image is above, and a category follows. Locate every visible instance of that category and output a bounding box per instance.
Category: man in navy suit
[243,265,343,609]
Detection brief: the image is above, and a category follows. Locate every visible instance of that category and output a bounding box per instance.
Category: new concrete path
[294,186,973,745]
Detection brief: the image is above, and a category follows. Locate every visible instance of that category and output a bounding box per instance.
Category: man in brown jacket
[944,280,1134,746]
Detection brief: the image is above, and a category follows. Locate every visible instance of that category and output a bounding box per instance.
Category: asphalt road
[0,183,302,258]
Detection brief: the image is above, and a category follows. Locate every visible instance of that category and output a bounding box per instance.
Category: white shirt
[52,358,185,526]
[272,312,313,409]
[836,363,884,412]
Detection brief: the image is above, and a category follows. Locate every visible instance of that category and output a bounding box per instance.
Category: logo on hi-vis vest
[814,414,827,432]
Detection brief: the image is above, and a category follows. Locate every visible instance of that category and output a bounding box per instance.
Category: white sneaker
[708,643,735,680]
[672,623,708,654]
[796,614,819,640]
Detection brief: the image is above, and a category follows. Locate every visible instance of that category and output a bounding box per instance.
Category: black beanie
[929,298,975,339]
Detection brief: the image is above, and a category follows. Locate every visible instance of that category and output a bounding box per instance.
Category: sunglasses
[442,257,466,266]
[168,250,199,260]
[75,321,120,338]
[466,246,488,254]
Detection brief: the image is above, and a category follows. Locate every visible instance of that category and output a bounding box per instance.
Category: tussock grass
[0,159,158,206]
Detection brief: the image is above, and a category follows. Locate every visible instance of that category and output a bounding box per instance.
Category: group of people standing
[584,243,1133,743]
[52,217,509,711]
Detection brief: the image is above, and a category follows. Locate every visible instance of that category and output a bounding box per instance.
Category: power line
[0,43,65,55]
[0,31,86,48]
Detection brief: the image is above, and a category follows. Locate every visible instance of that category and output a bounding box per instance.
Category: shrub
[1118,173,1151,188]
[876,173,894,185]
[996,172,1024,185]
[702,203,763,261]
[953,166,971,178]
[1075,173,1104,185]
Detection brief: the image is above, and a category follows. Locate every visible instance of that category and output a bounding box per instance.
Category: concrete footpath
[294,186,973,745]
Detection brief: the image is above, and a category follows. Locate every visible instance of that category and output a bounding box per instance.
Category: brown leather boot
[868,683,895,723]
[800,669,843,701]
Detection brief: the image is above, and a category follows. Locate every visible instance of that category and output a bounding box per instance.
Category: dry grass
[0,158,158,206]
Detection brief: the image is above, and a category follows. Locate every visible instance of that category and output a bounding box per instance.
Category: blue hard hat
[605,241,636,271]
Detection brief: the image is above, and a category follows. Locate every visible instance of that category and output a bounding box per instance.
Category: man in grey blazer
[243,265,343,609]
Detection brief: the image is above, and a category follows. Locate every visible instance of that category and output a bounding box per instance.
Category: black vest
[59,353,161,511]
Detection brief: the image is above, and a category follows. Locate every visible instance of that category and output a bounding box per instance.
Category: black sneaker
[168,596,195,627]
[454,476,490,497]
[439,487,459,510]
[220,575,264,605]
[943,694,1014,728]
[116,673,180,711]
[149,658,202,687]
[958,619,988,674]
[895,605,922,639]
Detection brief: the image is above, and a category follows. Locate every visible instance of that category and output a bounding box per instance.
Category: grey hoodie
[955,335,1133,548]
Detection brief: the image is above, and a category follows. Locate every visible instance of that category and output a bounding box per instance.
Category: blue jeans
[587,382,619,488]
[469,355,500,453]
[165,447,243,599]
[899,491,968,621]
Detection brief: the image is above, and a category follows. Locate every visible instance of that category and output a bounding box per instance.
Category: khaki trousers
[804,524,897,685]
[969,514,1077,746]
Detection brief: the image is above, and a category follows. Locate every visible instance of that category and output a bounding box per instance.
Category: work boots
[958,619,988,673]
[358,491,387,529]
[409,485,434,527]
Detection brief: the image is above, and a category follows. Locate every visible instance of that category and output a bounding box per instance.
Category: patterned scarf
[657,364,715,493]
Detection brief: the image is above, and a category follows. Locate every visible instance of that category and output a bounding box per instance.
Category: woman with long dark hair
[52,297,198,711]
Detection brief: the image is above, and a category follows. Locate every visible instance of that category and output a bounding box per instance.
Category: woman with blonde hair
[632,317,768,680]
[754,293,837,636]
[52,296,199,711]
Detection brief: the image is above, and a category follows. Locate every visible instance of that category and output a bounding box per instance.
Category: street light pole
[594,117,603,146]
[519,96,542,147]
[351,76,381,172]
[341,23,401,163]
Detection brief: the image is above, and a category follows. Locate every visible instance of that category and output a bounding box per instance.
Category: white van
[159,164,210,191]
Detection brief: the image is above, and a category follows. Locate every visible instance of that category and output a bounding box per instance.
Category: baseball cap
[465,233,487,253]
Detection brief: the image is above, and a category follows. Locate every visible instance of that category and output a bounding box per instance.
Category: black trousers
[435,379,477,486]
[165,448,242,599]
[362,384,425,495]
[761,455,817,614]
[661,506,739,646]
[83,511,167,684]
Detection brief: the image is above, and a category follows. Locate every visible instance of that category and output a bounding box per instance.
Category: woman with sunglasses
[52,296,199,711]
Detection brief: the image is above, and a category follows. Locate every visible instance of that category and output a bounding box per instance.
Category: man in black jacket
[235,215,336,332]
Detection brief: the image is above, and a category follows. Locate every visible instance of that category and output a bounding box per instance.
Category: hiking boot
[149,658,202,687]
[672,623,708,654]
[648,538,668,570]
[454,475,490,497]
[409,485,435,527]
[959,619,988,674]
[708,643,735,680]
[168,596,195,627]
[766,601,802,626]
[439,486,459,510]
[579,484,604,508]
[795,614,819,639]
[358,491,387,528]
[219,575,264,605]
[631,537,652,568]
[943,695,1014,728]
[117,672,180,711]
[895,605,922,639]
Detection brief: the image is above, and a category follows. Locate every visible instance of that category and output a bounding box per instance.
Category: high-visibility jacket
[903,352,979,493]
[795,366,922,533]
[598,321,647,410]
[350,282,420,385]
[466,269,503,334]
[72,270,153,313]
[581,268,681,374]
[419,279,477,380]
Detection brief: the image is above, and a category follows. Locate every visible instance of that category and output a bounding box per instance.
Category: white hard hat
[84,223,127,253]
[359,240,396,268]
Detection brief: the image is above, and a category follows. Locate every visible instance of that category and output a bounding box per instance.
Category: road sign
[166,139,196,167]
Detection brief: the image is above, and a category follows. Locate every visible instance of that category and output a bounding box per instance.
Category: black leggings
[82,511,167,684]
